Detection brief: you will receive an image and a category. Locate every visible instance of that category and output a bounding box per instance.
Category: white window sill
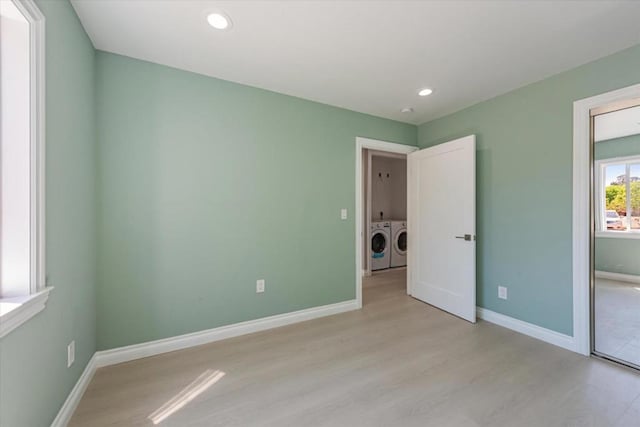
[0,287,53,339]
[595,231,640,240]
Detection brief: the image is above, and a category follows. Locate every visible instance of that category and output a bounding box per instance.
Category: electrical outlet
[256,279,265,293]
[67,341,75,367]
[341,208,348,220]
[498,286,508,300]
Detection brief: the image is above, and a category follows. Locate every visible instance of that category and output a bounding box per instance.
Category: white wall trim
[355,137,417,308]
[95,299,358,368]
[477,307,577,353]
[573,83,640,357]
[50,354,97,427]
[595,270,640,284]
[11,0,47,294]
[596,231,640,240]
[0,287,52,339]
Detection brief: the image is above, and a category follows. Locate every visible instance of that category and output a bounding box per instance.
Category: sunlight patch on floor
[148,369,226,424]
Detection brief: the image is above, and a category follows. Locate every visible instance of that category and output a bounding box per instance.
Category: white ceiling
[595,105,640,142]
[71,0,640,125]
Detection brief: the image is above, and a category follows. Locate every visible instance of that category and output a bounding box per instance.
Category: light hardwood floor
[69,269,640,426]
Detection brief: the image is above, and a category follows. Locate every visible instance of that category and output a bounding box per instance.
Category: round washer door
[394,229,407,255]
[371,231,388,256]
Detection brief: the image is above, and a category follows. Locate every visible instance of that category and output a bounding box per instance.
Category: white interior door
[407,135,476,322]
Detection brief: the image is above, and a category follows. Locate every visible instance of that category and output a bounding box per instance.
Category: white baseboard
[95,299,358,368]
[477,307,577,353]
[50,354,97,427]
[595,270,640,284]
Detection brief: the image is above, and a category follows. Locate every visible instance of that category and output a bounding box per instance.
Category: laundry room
[363,150,408,274]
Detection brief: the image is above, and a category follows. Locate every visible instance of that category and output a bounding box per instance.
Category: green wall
[594,134,640,276]
[595,238,640,276]
[95,52,416,350]
[418,44,640,336]
[0,1,97,426]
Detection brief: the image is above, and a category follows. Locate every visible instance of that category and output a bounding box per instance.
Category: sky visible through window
[605,164,626,185]
[605,163,640,184]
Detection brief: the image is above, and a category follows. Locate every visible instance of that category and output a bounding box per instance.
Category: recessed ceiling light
[207,12,231,30]
[418,88,433,97]
[401,107,414,113]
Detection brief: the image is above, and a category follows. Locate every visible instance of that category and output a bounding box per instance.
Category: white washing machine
[370,221,391,271]
[390,220,407,267]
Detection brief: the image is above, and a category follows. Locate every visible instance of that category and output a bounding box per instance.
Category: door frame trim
[355,137,418,308]
[573,82,640,356]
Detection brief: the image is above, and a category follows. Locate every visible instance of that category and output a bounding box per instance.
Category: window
[596,155,640,237]
[0,0,48,338]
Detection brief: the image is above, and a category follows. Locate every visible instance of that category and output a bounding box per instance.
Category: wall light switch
[498,286,508,300]
[341,209,348,220]
[256,279,265,293]
[67,341,75,367]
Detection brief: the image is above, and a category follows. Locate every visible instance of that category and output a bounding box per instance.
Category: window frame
[595,154,640,239]
[0,0,49,339]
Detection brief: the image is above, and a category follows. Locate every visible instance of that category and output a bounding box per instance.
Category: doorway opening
[355,135,476,323]
[355,138,416,308]
[365,150,408,305]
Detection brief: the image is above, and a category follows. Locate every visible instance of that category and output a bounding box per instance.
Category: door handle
[455,234,474,241]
